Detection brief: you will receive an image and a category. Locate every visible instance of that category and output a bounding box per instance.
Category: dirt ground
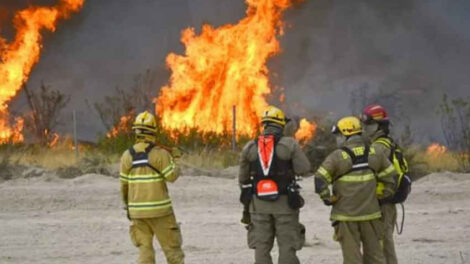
[0,171,469,264]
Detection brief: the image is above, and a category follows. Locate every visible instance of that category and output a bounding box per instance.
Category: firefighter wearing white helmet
[314,116,397,264]
[120,111,185,264]
[239,106,311,264]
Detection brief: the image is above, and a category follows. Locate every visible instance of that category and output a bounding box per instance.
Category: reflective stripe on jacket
[120,141,180,219]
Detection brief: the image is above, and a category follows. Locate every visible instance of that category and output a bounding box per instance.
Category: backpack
[374,137,412,204]
[128,142,162,175]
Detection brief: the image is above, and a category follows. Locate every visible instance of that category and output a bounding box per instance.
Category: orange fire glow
[0,0,85,143]
[155,0,304,137]
[426,143,447,158]
[295,118,316,142]
[47,132,60,148]
[107,112,134,138]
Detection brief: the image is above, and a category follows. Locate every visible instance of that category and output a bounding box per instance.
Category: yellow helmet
[261,106,286,126]
[132,111,157,140]
[332,116,362,136]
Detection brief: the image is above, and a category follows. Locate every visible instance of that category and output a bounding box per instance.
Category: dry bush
[11,139,78,169]
[91,69,158,132]
[181,150,239,170]
[406,145,460,179]
[0,152,13,180]
[23,83,70,145]
[438,95,470,172]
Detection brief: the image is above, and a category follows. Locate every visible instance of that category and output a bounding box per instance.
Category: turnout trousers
[129,213,184,264]
[381,203,398,264]
[247,212,305,264]
[334,219,385,264]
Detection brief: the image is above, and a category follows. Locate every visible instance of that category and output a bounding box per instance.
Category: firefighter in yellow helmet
[314,116,397,264]
[239,106,311,264]
[120,111,184,264]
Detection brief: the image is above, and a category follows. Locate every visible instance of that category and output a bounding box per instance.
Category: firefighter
[239,106,311,264]
[361,104,412,264]
[120,111,184,264]
[314,116,397,264]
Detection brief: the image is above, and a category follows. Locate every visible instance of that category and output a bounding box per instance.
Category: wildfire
[295,118,316,142]
[155,0,304,137]
[47,132,60,148]
[0,0,85,144]
[426,143,447,158]
[107,112,134,138]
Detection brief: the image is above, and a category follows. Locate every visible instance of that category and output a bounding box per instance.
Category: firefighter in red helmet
[361,104,412,264]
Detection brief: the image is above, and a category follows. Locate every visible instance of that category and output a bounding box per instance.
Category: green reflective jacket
[315,136,397,221]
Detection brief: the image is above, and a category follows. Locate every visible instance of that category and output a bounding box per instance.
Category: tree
[438,94,470,172]
[91,69,159,132]
[24,83,70,145]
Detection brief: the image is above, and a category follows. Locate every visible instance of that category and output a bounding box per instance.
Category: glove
[322,195,339,206]
[171,147,183,158]
[241,210,251,225]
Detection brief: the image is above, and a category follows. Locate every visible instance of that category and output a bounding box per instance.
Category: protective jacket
[315,135,397,221]
[120,141,180,219]
[239,126,311,214]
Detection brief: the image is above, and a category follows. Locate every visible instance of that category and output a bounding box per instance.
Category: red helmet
[361,104,389,124]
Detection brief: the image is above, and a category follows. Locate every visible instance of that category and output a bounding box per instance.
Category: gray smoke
[276,0,470,143]
[4,0,469,142]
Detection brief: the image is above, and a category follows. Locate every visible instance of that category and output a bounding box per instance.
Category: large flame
[155,0,304,137]
[0,0,85,143]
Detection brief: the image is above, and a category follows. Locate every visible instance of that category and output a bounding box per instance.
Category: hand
[241,211,251,225]
[322,195,339,206]
[171,147,183,158]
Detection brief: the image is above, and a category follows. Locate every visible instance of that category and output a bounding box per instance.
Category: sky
[2,0,470,142]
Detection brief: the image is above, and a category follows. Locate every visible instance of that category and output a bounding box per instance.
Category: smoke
[276,0,470,142]
[4,0,469,142]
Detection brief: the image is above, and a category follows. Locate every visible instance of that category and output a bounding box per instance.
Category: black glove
[241,210,251,225]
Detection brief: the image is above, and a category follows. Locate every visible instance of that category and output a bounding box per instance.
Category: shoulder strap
[334,146,371,183]
[128,143,162,175]
[374,136,394,161]
[341,145,370,170]
[129,146,137,159]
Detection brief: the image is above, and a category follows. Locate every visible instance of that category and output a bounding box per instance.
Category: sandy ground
[0,171,469,264]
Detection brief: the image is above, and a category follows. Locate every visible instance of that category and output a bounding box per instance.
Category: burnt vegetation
[438,95,470,172]
[23,82,70,145]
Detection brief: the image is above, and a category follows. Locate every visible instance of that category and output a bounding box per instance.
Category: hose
[396,203,405,235]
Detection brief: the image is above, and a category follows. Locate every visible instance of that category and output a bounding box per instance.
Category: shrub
[438,95,470,172]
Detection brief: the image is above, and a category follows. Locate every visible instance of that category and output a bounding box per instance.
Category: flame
[0,0,85,143]
[155,0,304,137]
[295,118,316,142]
[0,115,24,143]
[107,112,134,138]
[426,143,447,158]
[47,132,60,148]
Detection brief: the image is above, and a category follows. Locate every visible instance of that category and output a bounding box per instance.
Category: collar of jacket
[344,135,364,146]
[371,129,388,142]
